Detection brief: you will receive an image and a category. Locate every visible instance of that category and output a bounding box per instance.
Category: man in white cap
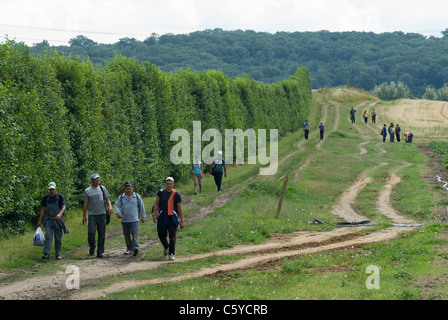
[82,173,113,258]
[210,151,227,192]
[37,182,66,260]
[152,176,184,260]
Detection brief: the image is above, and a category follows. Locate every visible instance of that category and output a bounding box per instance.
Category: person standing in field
[363,110,369,124]
[82,173,113,258]
[115,181,146,256]
[303,120,310,139]
[319,121,325,140]
[37,182,67,260]
[388,123,395,142]
[371,109,376,124]
[349,108,356,124]
[381,124,388,143]
[152,177,184,261]
[395,124,401,142]
[210,151,227,192]
[190,156,203,195]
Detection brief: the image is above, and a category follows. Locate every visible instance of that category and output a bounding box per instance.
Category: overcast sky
[1,0,447,46]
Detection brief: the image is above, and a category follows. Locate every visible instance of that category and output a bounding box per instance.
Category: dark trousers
[320,131,324,140]
[43,218,63,256]
[88,214,106,256]
[383,134,386,143]
[372,116,376,123]
[304,129,309,139]
[158,216,178,255]
[396,132,401,142]
[214,172,223,191]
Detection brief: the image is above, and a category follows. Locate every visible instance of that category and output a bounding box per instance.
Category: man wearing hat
[115,182,146,256]
[37,182,66,260]
[152,177,184,260]
[82,173,113,258]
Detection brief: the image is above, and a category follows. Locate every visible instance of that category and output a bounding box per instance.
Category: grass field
[1,87,448,301]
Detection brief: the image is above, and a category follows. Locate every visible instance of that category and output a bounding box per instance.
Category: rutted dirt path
[0,95,423,300]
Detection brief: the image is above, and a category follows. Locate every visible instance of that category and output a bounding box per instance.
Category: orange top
[167,189,176,215]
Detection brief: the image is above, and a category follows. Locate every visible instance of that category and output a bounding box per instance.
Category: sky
[1,0,447,46]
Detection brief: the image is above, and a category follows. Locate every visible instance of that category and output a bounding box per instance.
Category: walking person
[210,151,227,192]
[190,156,203,195]
[115,182,146,256]
[363,110,369,124]
[395,124,401,142]
[37,182,67,260]
[319,121,325,140]
[388,123,395,142]
[349,108,356,124]
[303,120,310,139]
[152,177,184,261]
[371,109,376,124]
[82,173,113,258]
[381,124,387,143]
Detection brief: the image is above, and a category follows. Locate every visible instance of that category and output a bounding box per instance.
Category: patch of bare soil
[331,176,373,222]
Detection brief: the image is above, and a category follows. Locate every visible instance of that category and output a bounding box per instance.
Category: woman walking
[190,156,203,195]
[363,110,369,124]
[319,121,325,140]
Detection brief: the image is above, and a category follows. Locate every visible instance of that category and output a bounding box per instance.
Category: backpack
[118,192,143,215]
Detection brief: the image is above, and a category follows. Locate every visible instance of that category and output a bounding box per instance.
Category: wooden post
[275,176,289,219]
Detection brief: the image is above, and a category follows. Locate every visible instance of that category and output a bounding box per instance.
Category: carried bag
[33,227,45,246]
[99,185,110,225]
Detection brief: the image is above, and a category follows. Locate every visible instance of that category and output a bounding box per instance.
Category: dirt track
[0,93,427,300]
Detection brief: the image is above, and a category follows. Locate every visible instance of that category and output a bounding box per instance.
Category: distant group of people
[37,152,228,262]
[349,107,414,144]
[303,120,325,141]
[381,123,413,143]
[350,108,376,124]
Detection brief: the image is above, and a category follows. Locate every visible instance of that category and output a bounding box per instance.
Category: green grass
[101,223,448,300]
[2,88,448,300]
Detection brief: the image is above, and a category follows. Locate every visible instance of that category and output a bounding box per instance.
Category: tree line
[31,29,448,97]
[0,39,311,236]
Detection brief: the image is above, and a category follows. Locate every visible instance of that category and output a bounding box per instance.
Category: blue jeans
[88,214,106,255]
[43,218,63,256]
[122,221,140,251]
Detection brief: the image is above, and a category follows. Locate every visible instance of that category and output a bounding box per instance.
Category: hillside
[30,29,448,96]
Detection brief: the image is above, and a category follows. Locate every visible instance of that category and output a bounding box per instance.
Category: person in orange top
[152,177,184,260]
[404,132,413,143]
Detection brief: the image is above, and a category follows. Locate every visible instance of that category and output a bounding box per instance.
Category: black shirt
[157,189,182,213]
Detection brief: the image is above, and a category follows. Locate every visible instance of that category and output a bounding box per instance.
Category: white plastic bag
[33,227,45,246]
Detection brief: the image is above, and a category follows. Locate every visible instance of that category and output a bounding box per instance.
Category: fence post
[275,176,289,218]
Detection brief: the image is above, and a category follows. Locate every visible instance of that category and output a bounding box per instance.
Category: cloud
[1,0,447,45]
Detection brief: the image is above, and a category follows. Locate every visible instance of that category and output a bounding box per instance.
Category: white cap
[48,182,56,189]
[217,151,223,155]
[165,176,174,182]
